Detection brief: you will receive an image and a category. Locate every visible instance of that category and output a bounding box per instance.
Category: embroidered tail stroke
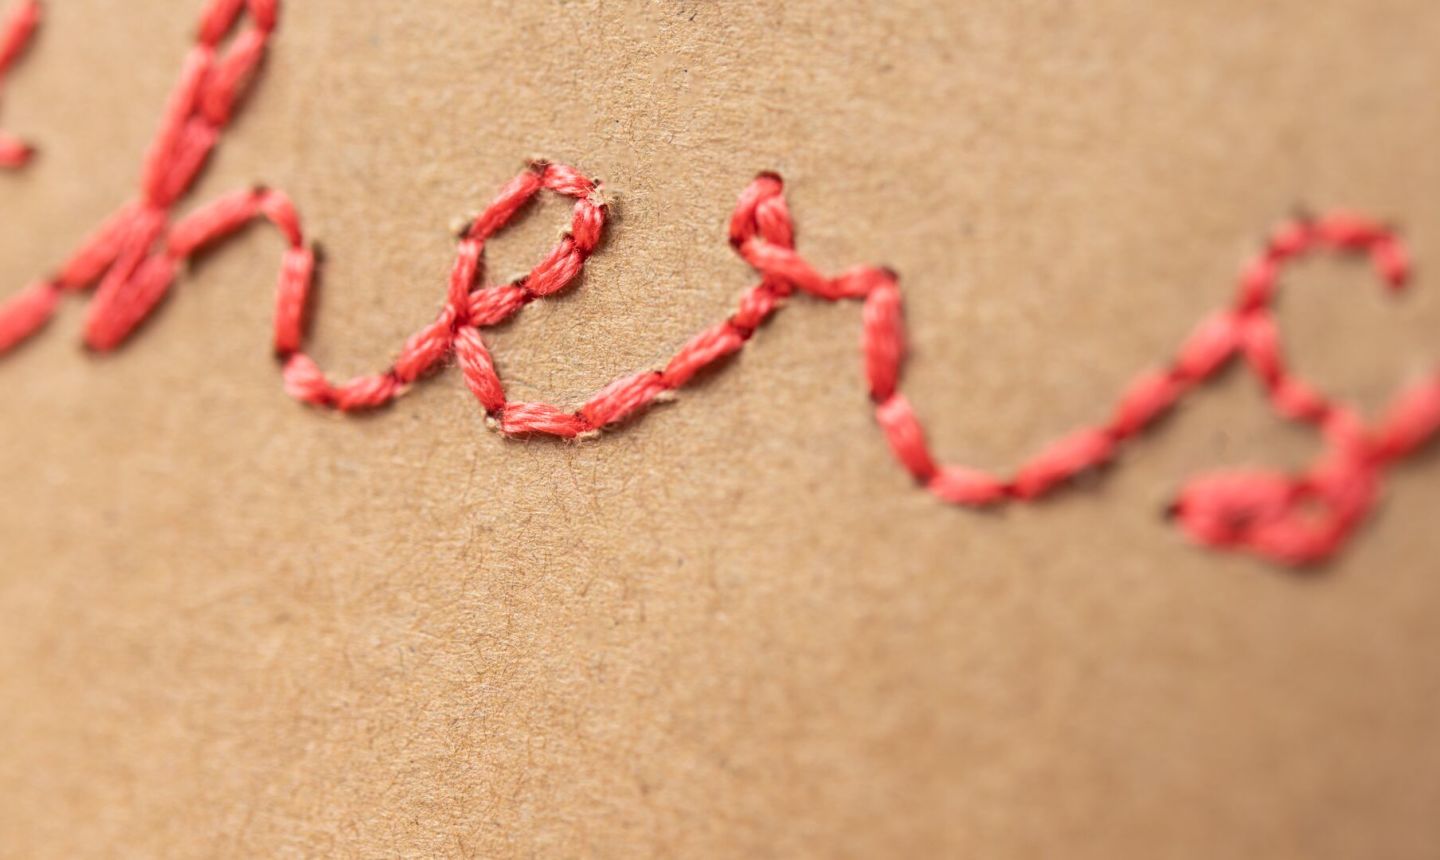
[3,0,1439,566]
[0,0,38,167]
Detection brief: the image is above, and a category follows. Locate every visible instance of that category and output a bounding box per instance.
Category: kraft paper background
[3,0,1440,856]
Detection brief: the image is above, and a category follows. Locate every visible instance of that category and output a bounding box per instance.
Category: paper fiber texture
[3,0,1440,856]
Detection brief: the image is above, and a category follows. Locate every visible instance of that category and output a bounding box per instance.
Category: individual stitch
[1,0,1437,566]
[0,0,38,168]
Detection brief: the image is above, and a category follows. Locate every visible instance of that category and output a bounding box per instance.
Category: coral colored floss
[0,0,276,354]
[2,0,1439,567]
[0,0,38,168]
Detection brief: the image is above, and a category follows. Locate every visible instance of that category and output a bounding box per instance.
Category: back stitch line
[2,0,1437,567]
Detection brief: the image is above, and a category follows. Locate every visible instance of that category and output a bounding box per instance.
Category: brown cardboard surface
[3,0,1440,856]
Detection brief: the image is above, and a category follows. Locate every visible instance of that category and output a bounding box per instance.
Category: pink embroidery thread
[0,0,38,168]
[3,0,1438,566]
